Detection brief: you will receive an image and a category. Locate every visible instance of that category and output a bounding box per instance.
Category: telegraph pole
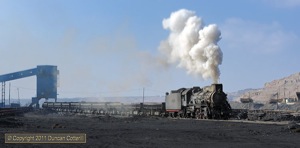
[142,87,145,104]
[141,87,145,112]
[17,88,20,105]
[8,83,10,106]
[284,83,286,99]
[276,91,278,110]
[248,92,251,109]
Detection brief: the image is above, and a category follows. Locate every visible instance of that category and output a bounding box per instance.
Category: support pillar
[31,97,40,109]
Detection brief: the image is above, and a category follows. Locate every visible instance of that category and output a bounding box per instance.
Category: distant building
[269,97,298,105]
[283,98,298,105]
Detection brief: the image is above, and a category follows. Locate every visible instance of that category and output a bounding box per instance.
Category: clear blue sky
[0,0,299,99]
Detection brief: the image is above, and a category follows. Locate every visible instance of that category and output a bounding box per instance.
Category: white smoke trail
[159,9,223,83]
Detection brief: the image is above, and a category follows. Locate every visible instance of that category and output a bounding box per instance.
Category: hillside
[227,88,260,101]
[236,72,300,103]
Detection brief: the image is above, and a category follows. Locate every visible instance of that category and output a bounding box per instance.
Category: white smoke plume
[159,9,223,83]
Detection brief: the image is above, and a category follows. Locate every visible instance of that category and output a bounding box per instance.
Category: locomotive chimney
[211,84,223,92]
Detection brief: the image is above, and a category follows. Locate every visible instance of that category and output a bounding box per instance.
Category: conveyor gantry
[0,65,59,108]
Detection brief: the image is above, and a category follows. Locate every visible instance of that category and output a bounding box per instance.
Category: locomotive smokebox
[211,83,223,92]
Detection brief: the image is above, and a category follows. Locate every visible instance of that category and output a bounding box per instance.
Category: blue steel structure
[0,65,59,108]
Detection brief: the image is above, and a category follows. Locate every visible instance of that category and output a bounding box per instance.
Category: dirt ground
[0,112,300,148]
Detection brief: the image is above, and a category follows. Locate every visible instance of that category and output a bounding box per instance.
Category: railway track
[43,107,300,123]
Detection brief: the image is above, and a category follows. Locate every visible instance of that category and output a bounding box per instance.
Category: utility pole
[141,87,145,113]
[17,88,20,105]
[284,83,286,99]
[297,86,299,102]
[142,87,145,104]
[278,87,280,100]
[248,92,251,109]
[8,83,10,106]
[276,91,279,110]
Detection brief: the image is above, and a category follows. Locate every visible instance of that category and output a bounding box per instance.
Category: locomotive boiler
[165,84,231,119]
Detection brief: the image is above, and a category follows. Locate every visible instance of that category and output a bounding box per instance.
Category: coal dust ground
[0,111,299,148]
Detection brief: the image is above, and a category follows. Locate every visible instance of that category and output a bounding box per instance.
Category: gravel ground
[0,112,300,148]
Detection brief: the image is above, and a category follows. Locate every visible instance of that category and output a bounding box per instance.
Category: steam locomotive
[42,84,231,119]
[165,84,231,119]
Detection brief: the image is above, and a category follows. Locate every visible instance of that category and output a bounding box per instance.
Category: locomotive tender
[165,84,231,119]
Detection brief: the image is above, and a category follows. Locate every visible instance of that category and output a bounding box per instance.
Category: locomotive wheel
[180,113,187,118]
[179,113,183,118]
[170,112,178,118]
[170,113,174,118]
[179,109,187,118]
[174,112,179,118]
[195,109,200,119]
[211,109,221,119]
[203,107,208,119]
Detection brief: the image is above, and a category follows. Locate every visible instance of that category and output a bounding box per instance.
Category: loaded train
[42,102,164,116]
[42,84,232,119]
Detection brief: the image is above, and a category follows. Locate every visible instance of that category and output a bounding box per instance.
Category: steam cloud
[159,9,223,83]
